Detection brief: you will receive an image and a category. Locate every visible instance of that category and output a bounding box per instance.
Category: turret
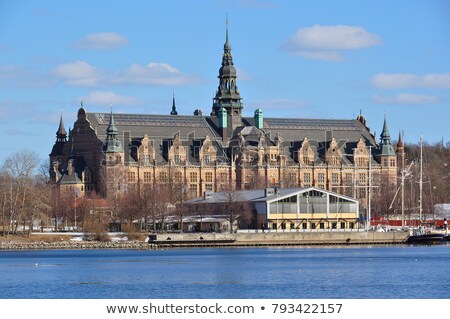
[376,114,396,168]
[254,108,263,129]
[103,107,124,164]
[49,112,68,182]
[396,131,405,173]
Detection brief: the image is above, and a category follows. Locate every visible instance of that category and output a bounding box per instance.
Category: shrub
[83,222,111,242]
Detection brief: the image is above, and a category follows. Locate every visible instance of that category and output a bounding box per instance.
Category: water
[0,245,449,299]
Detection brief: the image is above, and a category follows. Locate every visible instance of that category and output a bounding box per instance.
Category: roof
[86,112,227,164]
[185,187,358,205]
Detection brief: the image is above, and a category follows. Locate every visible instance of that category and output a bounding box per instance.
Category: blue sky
[0,0,449,163]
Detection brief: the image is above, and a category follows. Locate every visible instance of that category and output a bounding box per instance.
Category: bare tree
[219,190,253,232]
[1,150,40,236]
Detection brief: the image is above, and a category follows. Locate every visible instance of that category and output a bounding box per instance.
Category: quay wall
[0,232,409,250]
[151,231,410,246]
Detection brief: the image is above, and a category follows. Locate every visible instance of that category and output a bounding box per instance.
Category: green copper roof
[103,108,123,153]
[379,115,396,156]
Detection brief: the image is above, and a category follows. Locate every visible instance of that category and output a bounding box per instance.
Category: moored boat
[408,232,445,244]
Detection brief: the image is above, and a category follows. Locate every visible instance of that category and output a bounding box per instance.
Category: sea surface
[0,244,449,299]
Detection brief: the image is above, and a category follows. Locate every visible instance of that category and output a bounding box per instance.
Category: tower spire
[103,105,123,153]
[170,92,178,115]
[56,112,67,142]
[378,114,395,156]
[225,14,230,52]
[211,15,243,131]
[106,104,118,135]
[380,113,391,143]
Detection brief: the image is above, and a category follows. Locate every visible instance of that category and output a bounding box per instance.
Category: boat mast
[419,135,423,223]
[401,134,405,227]
[368,146,372,231]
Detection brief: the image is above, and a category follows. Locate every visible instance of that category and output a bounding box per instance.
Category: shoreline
[0,231,410,250]
[0,240,150,250]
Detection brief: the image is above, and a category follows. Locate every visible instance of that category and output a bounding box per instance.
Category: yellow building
[185,187,360,231]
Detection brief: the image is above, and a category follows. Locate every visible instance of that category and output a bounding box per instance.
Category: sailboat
[407,136,444,244]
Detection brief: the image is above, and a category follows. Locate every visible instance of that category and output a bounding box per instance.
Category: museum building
[49,23,401,211]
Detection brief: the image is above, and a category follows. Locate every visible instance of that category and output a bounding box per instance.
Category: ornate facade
[49,23,400,211]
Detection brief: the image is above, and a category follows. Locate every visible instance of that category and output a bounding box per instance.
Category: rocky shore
[0,240,150,250]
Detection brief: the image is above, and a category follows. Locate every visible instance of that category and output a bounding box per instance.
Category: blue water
[0,245,449,299]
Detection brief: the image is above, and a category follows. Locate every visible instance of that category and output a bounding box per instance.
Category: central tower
[211,17,243,132]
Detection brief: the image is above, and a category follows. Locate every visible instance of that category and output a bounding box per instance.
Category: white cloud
[52,61,199,87]
[0,65,55,88]
[82,91,141,106]
[52,61,104,87]
[373,93,439,105]
[371,73,450,89]
[115,62,201,86]
[73,32,128,50]
[282,24,381,61]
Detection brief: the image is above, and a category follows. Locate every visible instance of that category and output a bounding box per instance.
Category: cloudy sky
[0,0,449,163]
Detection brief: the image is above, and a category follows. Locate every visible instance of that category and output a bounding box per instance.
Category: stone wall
[0,240,149,250]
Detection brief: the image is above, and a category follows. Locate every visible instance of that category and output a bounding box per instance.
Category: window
[204,155,211,164]
[159,172,168,184]
[345,173,352,185]
[219,172,228,182]
[340,222,346,229]
[289,173,297,185]
[174,155,181,164]
[331,173,339,185]
[144,172,151,183]
[281,223,286,230]
[189,183,197,197]
[174,171,183,184]
[359,173,366,185]
[349,222,355,229]
[303,173,311,187]
[302,223,307,230]
[318,173,325,184]
[190,172,198,183]
[127,172,136,183]
[332,222,337,229]
[390,159,396,167]
[317,173,325,189]
[320,222,325,229]
[205,172,213,183]
[272,223,277,230]
[270,177,277,186]
[205,184,213,191]
[290,223,295,229]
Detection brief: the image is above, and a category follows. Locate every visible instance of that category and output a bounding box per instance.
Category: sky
[0,0,449,164]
